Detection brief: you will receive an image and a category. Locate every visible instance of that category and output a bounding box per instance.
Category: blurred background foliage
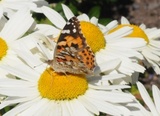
[36,0,133,25]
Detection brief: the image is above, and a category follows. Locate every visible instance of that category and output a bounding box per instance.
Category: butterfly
[49,17,96,75]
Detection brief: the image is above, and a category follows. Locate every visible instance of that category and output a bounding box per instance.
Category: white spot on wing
[66,22,70,25]
[60,50,70,55]
[59,62,64,65]
[61,29,70,34]
[66,61,71,65]
[70,47,77,52]
[73,28,76,33]
[56,55,65,59]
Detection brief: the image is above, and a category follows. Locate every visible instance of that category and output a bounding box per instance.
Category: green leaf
[54,2,63,11]
[88,6,101,18]
[68,3,78,15]
[99,18,112,25]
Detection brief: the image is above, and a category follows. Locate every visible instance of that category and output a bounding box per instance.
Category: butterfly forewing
[57,17,87,49]
[51,17,96,74]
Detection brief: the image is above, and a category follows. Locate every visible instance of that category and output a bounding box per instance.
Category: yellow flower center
[38,68,88,100]
[109,24,149,44]
[80,21,105,53]
[0,38,8,60]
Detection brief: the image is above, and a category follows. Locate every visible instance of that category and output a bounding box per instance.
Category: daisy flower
[0,0,48,18]
[0,42,136,115]
[38,4,146,85]
[135,82,160,116]
[0,8,34,77]
[119,16,160,75]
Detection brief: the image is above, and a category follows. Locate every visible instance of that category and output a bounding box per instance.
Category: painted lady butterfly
[50,17,96,74]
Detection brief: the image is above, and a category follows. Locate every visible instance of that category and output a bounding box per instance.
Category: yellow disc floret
[80,21,105,53]
[0,38,8,60]
[38,68,88,100]
[109,24,149,44]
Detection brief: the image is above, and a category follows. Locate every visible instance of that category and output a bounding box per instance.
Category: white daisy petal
[95,59,121,73]
[105,20,118,30]
[147,29,160,39]
[147,58,160,74]
[0,79,35,87]
[78,96,99,115]
[137,82,159,116]
[0,87,38,97]
[3,8,15,18]
[98,21,111,33]
[88,97,121,116]
[105,47,141,59]
[145,28,157,34]
[0,16,7,31]
[105,26,132,41]
[116,105,131,115]
[64,101,74,115]
[19,98,48,115]
[35,24,60,37]
[0,0,45,17]
[89,84,130,90]
[3,97,41,116]
[62,4,74,20]
[128,101,151,116]
[109,38,146,49]
[0,8,34,42]
[70,99,91,116]
[15,49,45,69]
[41,6,66,29]
[98,23,106,29]
[0,64,39,82]
[2,1,36,11]
[41,102,53,115]
[101,73,125,81]
[142,50,160,61]
[139,23,146,30]
[150,40,160,48]
[34,99,51,116]
[46,101,61,116]
[0,96,37,109]
[90,17,98,25]
[35,40,53,60]
[119,62,142,76]
[152,85,160,114]
[77,13,90,21]
[0,7,3,18]
[61,101,72,116]
[86,89,134,103]
[121,16,130,24]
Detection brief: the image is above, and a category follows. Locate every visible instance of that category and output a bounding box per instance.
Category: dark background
[47,0,160,27]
